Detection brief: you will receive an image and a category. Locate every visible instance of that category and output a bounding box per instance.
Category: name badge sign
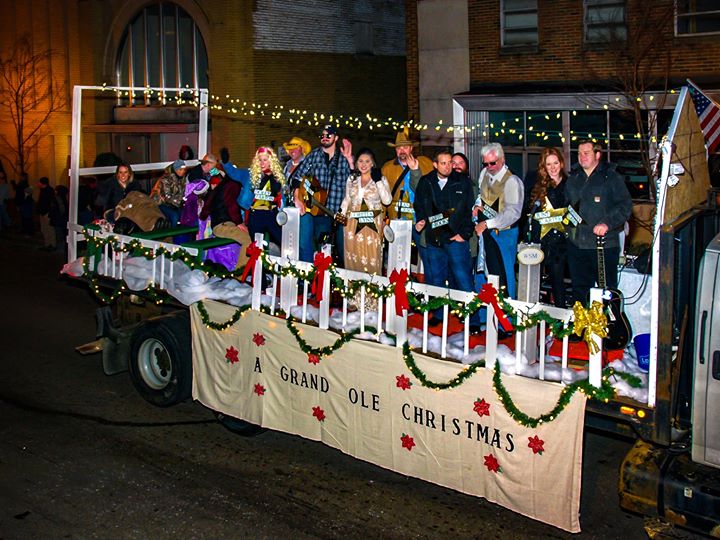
[534,211,564,226]
[395,201,414,214]
[350,211,375,224]
[565,205,582,226]
[429,212,449,229]
[481,204,497,220]
[254,189,274,202]
[303,179,315,196]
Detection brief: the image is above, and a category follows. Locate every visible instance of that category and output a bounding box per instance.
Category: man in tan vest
[381,129,434,272]
[473,143,524,299]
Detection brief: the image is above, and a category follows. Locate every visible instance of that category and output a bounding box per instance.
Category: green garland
[492,360,642,427]
[196,301,253,330]
[83,231,247,279]
[402,342,485,389]
[331,274,395,300]
[285,316,360,357]
[402,343,642,427]
[407,292,485,319]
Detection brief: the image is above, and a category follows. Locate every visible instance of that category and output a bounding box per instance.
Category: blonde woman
[247,146,286,246]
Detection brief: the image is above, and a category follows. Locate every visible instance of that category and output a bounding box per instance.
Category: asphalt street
[0,233,698,539]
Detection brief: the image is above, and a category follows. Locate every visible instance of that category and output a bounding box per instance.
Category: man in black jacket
[565,140,632,304]
[414,149,476,296]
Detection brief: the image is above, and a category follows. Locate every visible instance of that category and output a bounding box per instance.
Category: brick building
[0,0,406,185]
[406,0,720,186]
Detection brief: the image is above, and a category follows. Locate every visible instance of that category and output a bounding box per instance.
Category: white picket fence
[78,207,605,389]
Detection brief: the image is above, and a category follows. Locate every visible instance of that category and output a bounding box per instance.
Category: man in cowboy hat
[381,129,433,274]
[282,136,311,189]
[382,130,434,223]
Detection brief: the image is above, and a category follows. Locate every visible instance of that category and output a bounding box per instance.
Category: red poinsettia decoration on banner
[307,353,321,365]
[484,454,502,473]
[528,435,545,455]
[253,383,266,396]
[312,406,326,422]
[252,333,266,346]
[400,433,415,451]
[473,398,490,417]
[225,346,239,364]
[395,374,412,390]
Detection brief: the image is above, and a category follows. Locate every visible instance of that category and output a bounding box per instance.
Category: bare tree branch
[583,2,675,199]
[0,34,66,176]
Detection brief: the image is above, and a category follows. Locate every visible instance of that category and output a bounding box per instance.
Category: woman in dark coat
[528,147,569,308]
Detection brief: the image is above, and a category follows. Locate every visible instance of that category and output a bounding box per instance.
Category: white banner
[191,302,585,532]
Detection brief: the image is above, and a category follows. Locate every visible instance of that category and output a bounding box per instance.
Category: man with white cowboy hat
[282,136,311,189]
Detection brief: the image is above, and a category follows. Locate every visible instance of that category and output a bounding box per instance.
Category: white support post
[588,287,603,387]
[251,233,264,311]
[539,320,546,381]
[360,285,366,334]
[517,242,541,364]
[318,244,332,330]
[385,220,412,334]
[279,207,300,313]
[514,314,523,374]
[396,310,407,348]
[441,304,449,358]
[485,275,500,367]
[68,86,83,263]
[198,89,209,158]
[422,291,429,354]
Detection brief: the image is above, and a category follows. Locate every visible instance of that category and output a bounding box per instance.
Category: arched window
[117,2,208,104]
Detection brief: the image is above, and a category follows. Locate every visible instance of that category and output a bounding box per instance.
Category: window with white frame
[676,0,720,36]
[117,2,208,104]
[501,0,538,47]
[584,0,626,43]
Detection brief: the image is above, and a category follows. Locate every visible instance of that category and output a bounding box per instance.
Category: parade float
[63,84,720,535]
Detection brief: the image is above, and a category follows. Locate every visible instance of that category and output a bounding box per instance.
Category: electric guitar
[596,236,632,350]
[298,176,347,225]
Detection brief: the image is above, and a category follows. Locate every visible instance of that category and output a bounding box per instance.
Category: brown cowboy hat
[387,130,419,148]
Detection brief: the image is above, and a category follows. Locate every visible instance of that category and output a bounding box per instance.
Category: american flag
[687,80,720,154]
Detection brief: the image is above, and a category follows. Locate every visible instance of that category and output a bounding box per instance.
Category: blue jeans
[475,227,519,299]
[299,213,344,263]
[159,204,181,226]
[413,229,434,285]
[424,240,477,322]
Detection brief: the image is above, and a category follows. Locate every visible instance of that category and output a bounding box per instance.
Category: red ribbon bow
[477,283,513,332]
[389,268,409,315]
[241,241,262,283]
[311,252,333,301]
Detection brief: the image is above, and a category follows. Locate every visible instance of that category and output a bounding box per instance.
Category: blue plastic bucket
[634,333,650,371]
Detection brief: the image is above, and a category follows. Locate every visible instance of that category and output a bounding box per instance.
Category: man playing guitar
[292,125,353,263]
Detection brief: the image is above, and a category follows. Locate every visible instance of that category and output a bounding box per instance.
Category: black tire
[129,311,192,407]
[215,411,266,437]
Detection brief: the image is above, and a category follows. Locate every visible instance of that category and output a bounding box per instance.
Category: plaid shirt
[296,146,351,213]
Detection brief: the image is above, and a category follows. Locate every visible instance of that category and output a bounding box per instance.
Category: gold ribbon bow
[572,301,608,354]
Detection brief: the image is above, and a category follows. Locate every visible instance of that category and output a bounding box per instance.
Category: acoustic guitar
[596,236,632,350]
[298,176,347,225]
